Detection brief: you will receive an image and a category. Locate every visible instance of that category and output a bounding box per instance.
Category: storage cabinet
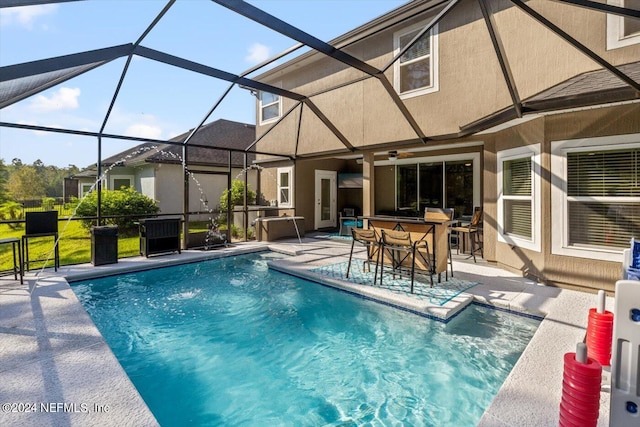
[139,218,181,257]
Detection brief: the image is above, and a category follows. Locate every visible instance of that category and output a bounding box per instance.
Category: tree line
[0,158,80,204]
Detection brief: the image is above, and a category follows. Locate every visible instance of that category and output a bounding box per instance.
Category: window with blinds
[394,22,437,97]
[503,157,532,239]
[566,148,640,249]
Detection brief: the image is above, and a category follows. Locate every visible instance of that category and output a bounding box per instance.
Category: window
[391,153,479,218]
[393,22,439,98]
[110,175,133,191]
[551,134,640,261]
[277,167,293,208]
[259,91,281,124]
[497,145,541,251]
[606,0,640,49]
[80,183,93,198]
[397,164,418,211]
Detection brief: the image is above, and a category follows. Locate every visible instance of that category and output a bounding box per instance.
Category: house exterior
[73,119,258,218]
[250,0,640,292]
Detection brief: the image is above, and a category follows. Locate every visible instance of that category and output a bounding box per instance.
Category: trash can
[91,225,118,266]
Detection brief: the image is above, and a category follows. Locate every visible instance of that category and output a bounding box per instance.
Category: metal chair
[379,229,433,293]
[452,206,483,262]
[0,238,23,284]
[22,211,59,272]
[425,207,455,279]
[346,228,381,283]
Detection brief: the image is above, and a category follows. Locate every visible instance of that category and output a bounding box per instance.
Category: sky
[0,0,407,168]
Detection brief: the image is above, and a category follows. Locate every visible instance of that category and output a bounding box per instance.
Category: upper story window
[393,22,439,99]
[497,145,541,252]
[259,91,281,124]
[606,0,640,49]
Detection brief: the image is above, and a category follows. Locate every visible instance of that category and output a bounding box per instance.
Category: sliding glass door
[396,159,475,218]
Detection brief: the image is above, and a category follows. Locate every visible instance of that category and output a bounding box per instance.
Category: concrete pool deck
[0,237,613,426]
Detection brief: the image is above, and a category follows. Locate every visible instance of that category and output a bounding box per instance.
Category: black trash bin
[91,225,118,266]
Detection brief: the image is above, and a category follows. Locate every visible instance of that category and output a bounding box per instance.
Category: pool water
[72,252,540,426]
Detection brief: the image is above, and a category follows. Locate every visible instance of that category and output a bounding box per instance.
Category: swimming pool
[71,252,540,426]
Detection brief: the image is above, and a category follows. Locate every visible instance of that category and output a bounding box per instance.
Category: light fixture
[388,150,397,161]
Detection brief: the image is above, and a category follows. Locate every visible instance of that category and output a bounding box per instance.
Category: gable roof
[74,119,255,177]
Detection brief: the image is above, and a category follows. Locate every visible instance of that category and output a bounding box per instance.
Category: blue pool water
[72,252,540,426]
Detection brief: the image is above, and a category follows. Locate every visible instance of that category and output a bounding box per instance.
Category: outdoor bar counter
[362,215,453,281]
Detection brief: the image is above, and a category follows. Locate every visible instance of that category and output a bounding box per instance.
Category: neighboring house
[250,0,640,292]
[72,119,258,216]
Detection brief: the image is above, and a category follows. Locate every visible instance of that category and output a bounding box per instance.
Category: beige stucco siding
[542,104,640,291]
[486,104,640,292]
[255,1,639,159]
[154,164,182,214]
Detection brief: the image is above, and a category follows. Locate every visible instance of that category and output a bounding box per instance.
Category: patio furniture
[379,229,433,292]
[91,226,118,266]
[0,238,23,284]
[346,228,381,281]
[22,211,59,272]
[425,207,455,279]
[339,208,362,236]
[364,215,451,283]
[254,216,305,242]
[138,218,181,257]
[451,206,483,263]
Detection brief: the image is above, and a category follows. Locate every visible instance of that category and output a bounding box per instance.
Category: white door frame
[314,170,337,229]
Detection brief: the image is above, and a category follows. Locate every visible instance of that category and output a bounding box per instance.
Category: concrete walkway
[0,237,613,426]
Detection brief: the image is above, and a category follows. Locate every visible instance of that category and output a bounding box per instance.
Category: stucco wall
[254,0,640,157]
[485,104,640,292]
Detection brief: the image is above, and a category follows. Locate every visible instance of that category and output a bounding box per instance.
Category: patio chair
[452,206,483,263]
[425,207,455,279]
[346,228,381,283]
[22,211,59,272]
[379,229,433,293]
[339,207,362,236]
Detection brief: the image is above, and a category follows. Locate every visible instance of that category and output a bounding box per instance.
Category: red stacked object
[560,351,602,427]
[586,307,614,366]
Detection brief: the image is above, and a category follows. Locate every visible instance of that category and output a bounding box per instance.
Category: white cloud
[125,123,163,140]
[0,4,58,29]
[245,43,271,64]
[29,87,81,113]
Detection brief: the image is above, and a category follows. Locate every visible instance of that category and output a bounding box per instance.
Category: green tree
[74,187,160,236]
[219,179,256,211]
[0,159,8,204]
[7,166,45,200]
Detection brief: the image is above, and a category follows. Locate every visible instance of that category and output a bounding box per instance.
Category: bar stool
[452,206,483,262]
[0,238,23,284]
[22,211,59,272]
[346,228,381,283]
[425,207,455,279]
[379,229,433,293]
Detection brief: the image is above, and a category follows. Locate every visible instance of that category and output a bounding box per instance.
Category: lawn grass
[0,220,140,274]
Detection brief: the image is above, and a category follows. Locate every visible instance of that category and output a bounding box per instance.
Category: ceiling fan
[388,150,415,160]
